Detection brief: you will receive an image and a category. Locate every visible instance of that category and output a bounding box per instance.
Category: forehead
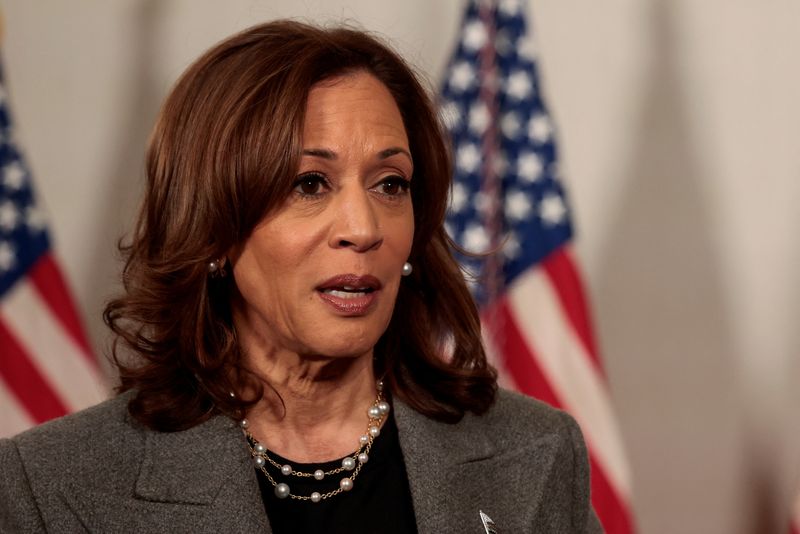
[302,72,409,148]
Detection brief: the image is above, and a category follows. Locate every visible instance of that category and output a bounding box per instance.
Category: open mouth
[316,274,382,314]
[316,274,382,294]
[319,286,376,299]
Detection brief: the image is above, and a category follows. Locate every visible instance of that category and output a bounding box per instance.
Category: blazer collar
[131,413,271,532]
[394,400,496,467]
[58,410,271,533]
[135,413,253,504]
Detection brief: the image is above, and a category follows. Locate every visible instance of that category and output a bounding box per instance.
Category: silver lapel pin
[479,510,498,534]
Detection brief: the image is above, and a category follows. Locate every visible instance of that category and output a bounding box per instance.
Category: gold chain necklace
[240,380,390,503]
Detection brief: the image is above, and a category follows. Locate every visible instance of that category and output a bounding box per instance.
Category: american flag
[440,1,635,531]
[0,64,105,438]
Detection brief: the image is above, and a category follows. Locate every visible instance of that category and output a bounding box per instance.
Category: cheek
[389,209,415,257]
[234,235,290,298]
[233,248,275,309]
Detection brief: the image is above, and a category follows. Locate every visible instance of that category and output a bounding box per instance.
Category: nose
[329,188,383,252]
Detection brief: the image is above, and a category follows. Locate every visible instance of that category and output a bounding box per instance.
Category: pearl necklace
[240,380,390,503]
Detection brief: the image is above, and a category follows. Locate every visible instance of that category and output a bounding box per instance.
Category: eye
[293,172,329,197]
[373,176,411,196]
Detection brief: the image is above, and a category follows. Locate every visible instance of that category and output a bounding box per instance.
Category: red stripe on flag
[28,254,95,359]
[483,296,562,408]
[590,455,635,534]
[541,248,603,372]
[485,296,635,533]
[0,319,69,423]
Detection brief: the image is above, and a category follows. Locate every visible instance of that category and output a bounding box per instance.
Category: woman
[0,21,602,533]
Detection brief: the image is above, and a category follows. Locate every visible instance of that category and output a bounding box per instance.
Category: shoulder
[8,392,136,450]
[396,387,586,470]
[397,387,583,453]
[3,393,144,488]
[470,388,584,447]
[0,394,143,532]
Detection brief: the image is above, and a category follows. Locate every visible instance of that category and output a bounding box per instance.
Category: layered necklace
[240,380,390,503]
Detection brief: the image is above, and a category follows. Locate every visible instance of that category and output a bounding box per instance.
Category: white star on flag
[449,182,469,213]
[505,189,533,221]
[0,240,15,272]
[449,61,477,93]
[0,199,20,231]
[505,70,534,101]
[2,161,26,190]
[462,223,491,253]
[528,113,552,143]
[500,112,522,139]
[517,151,543,182]
[462,19,488,51]
[456,143,482,174]
[469,102,491,135]
[540,193,567,225]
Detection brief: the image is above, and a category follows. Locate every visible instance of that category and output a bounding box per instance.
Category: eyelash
[374,176,411,197]
[292,172,330,198]
[291,172,411,199]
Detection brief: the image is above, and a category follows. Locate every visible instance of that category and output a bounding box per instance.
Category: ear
[225,243,244,270]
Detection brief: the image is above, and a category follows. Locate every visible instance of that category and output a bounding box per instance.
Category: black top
[254,412,418,534]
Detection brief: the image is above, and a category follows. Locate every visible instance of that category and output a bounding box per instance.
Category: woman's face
[231,71,414,359]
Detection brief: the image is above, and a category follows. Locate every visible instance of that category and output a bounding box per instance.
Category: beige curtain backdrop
[2,0,799,532]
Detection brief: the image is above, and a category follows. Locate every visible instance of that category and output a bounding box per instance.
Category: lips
[316,274,382,315]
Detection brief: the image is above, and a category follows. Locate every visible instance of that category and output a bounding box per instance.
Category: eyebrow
[378,147,413,163]
[302,147,413,164]
[302,148,337,159]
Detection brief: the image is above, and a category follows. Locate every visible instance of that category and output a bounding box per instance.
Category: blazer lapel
[137,414,270,531]
[394,401,563,534]
[61,414,271,533]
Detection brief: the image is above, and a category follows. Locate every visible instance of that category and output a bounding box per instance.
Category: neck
[239,344,379,463]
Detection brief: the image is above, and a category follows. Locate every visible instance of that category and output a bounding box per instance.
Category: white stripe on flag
[0,280,106,412]
[0,378,36,438]
[507,267,632,499]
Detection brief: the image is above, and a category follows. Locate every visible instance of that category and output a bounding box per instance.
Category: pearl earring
[401,262,413,277]
[208,257,227,277]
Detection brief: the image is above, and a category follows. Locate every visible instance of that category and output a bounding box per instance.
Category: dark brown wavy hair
[104,20,497,432]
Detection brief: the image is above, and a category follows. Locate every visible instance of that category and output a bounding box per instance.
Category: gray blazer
[0,389,603,533]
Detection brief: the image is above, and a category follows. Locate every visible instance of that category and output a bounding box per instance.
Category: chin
[305,323,385,359]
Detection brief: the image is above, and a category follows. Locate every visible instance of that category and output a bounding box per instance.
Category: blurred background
[1,0,799,532]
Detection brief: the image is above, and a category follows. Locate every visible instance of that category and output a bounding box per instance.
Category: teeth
[326,289,367,299]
